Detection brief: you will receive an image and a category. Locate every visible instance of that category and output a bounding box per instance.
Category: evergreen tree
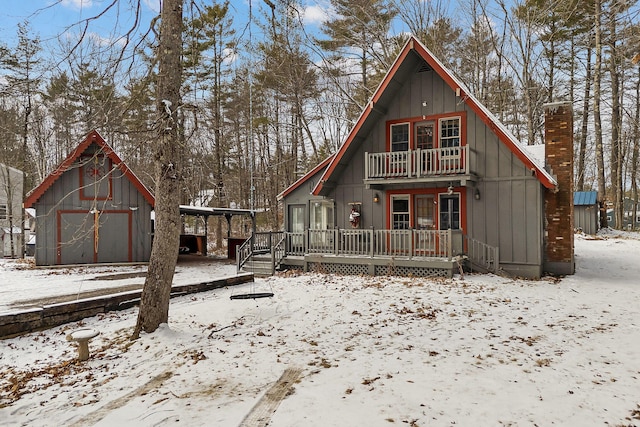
[318,0,396,118]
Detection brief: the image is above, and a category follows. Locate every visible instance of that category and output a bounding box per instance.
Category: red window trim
[385,188,467,234]
[385,112,467,152]
[78,154,113,201]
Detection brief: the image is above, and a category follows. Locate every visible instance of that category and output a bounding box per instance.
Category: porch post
[334,227,339,255]
[370,226,374,258]
[250,212,256,252]
[409,229,414,260]
[271,245,276,275]
[364,152,369,180]
[447,229,453,260]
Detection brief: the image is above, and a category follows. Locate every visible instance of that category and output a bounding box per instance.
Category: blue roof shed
[574,191,598,206]
[574,191,598,234]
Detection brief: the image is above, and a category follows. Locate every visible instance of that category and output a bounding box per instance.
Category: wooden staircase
[236,232,286,277]
[240,253,276,276]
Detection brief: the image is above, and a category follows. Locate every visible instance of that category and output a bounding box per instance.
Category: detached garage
[24,130,154,266]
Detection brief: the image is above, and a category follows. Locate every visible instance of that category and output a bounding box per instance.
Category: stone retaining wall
[0,273,253,339]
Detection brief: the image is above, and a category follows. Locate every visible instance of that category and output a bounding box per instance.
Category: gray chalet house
[24,130,155,266]
[239,36,575,279]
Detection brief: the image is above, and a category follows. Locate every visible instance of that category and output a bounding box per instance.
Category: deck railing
[365,146,469,180]
[238,229,499,274]
[287,228,453,259]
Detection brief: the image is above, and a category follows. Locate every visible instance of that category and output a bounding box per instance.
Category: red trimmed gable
[24,130,155,208]
[312,35,556,196]
[277,155,334,201]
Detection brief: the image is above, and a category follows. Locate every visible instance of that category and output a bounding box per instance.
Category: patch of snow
[1,232,639,426]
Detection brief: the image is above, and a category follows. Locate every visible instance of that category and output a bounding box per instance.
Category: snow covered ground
[1,230,639,426]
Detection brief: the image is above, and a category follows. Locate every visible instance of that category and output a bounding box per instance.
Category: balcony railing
[365,146,469,180]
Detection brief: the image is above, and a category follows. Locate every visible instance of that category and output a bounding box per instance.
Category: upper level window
[391,123,409,152]
[416,121,434,150]
[388,115,463,152]
[439,118,460,147]
[0,204,6,220]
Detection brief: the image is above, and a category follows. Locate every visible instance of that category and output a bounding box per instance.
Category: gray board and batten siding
[283,48,545,278]
[28,136,153,266]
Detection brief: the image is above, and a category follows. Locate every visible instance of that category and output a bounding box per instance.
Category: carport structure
[178,205,255,258]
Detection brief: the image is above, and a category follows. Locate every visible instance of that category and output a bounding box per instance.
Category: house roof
[24,130,155,208]
[277,155,335,201]
[311,35,557,197]
[574,191,598,206]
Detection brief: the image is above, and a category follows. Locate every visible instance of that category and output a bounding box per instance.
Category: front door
[391,195,411,254]
[415,195,436,252]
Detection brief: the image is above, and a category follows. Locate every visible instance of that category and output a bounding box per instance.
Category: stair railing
[236,236,253,273]
[462,235,499,273]
[270,233,287,275]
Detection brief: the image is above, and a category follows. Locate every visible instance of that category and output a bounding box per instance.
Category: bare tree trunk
[132,0,183,338]
[577,43,591,191]
[593,0,607,229]
[632,66,639,230]
[608,13,623,229]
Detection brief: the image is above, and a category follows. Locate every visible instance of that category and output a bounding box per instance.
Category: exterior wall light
[373,193,380,203]
[474,188,481,200]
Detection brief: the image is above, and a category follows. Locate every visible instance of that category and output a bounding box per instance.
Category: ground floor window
[439,194,460,230]
[387,191,462,231]
[391,196,410,229]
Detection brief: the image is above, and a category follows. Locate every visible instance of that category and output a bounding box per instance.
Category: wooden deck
[237,229,493,278]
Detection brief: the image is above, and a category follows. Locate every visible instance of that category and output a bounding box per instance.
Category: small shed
[574,191,598,235]
[24,130,155,266]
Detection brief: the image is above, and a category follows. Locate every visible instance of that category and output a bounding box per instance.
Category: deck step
[241,257,276,276]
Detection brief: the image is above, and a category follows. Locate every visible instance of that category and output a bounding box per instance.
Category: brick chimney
[543,102,575,275]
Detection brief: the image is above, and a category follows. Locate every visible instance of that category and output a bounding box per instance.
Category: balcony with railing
[364,146,471,184]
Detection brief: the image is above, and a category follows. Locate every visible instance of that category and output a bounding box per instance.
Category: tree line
[1,0,639,240]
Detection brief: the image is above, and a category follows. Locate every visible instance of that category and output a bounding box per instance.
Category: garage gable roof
[312,35,557,196]
[24,130,155,208]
